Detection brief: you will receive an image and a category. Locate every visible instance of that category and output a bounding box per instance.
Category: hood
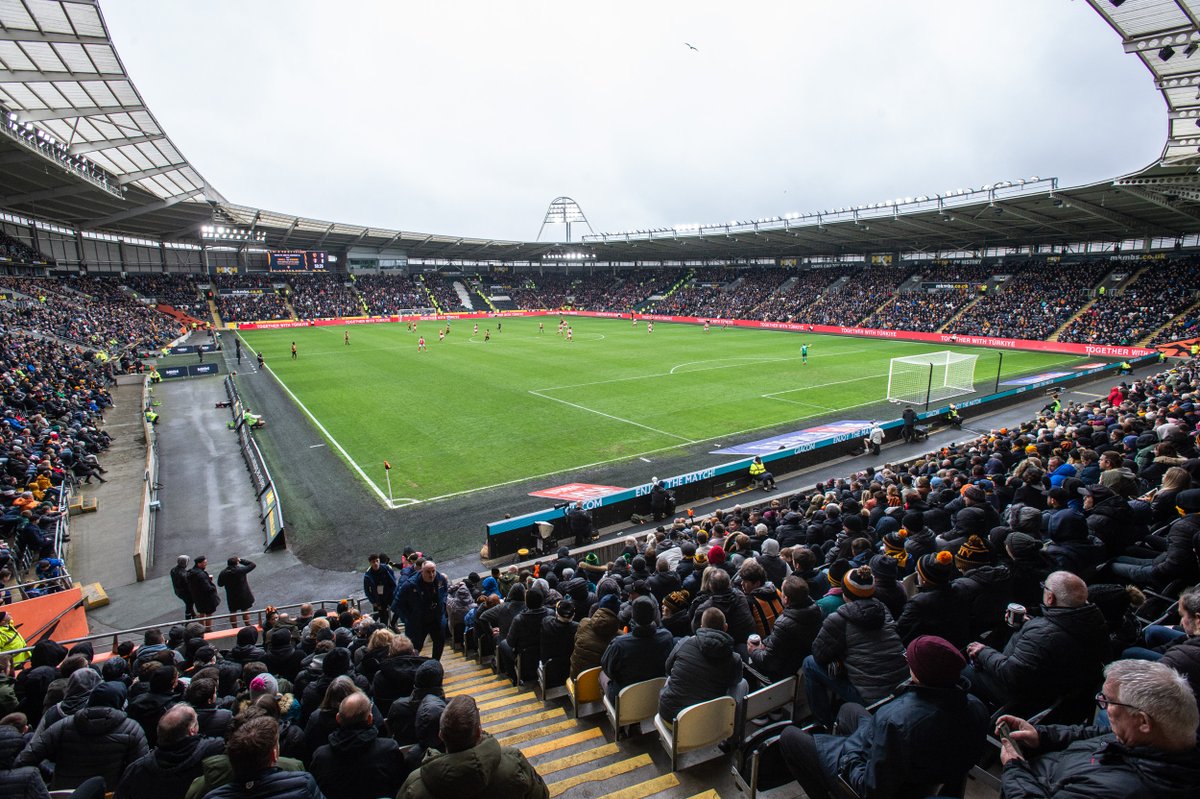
[268,628,293,651]
[586,608,621,638]
[29,639,66,668]
[72,705,128,736]
[328,723,380,755]
[418,734,503,794]
[1048,508,1089,542]
[235,627,259,646]
[837,597,888,630]
[561,577,590,602]
[451,584,473,605]
[695,627,736,659]
[322,647,351,677]
[151,734,223,775]
[378,653,427,680]
[59,668,102,712]
[962,564,1011,586]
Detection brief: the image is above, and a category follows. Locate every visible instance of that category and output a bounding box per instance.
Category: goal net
[886,350,978,405]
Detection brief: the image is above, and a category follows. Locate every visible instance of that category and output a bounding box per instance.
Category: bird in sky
[684,42,698,51]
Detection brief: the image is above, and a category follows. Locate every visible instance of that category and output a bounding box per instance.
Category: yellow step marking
[442,668,492,683]
[462,685,520,703]
[478,692,537,712]
[496,718,577,746]
[481,699,545,724]
[446,674,506,692]
[597,774,683,799]
[521,727,603,758]
[546,753,653,798]
[533,742,620,776]
[683,792,721,799]
[485,707,564,734]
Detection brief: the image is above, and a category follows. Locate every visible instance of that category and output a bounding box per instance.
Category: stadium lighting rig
[200,225,267,244]
[0,104,121,198]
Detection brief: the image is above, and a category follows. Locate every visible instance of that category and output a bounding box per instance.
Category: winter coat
[113,734,224,799]
[538,616,578,686]
[309,725,407,799]
[951,565,1012,638]
[201,768,324,799]
[1000,724,1200,799]
[559,578,595,619]
[748,600,823,682]
[755,552,790,588]
[446,583,476,631]
[973,602,1110,711]
[873,577,907,621]
[690,589,756,647]
[1085,497,1145,555]
[817,683,990,799]
[896,585,971,649]
[16,706,149,790]
[371,654,429,715]
[262,641,306,685]
[397,734,548,799]
[126,689,179,747]
[812,598,909,703]
[569,608,619,680]
[217,560,256,611]
[645,571,681,602]
[657,628,743,722]
[1150,513,1200,586]
[395,573,449,631]
[302,703,385,765]
[195,706,233,740]
[505,607,548,667]
[362,564,398,609]
[599,625,674,703]
[1158,633,1200,699]
[387,661,445,749]
[186,566,220,614]
[183,754,306,799]
[0,724,45,799]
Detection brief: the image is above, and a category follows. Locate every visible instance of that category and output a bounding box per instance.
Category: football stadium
[1,1,1200,797]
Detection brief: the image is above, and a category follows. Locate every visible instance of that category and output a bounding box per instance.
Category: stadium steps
[1141,295,1200,345]
[1048,297,1098,342]
[418,274,444,314]
[283,296,299,320]
[938,292,985,333]
[857,295,895,326]
[427,646,731,799]
[207,298,223,328]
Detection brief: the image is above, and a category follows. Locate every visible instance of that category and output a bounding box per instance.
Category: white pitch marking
[309,444,326,449]
[528,389,697,444]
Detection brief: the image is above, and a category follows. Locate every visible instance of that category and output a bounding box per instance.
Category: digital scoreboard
[268,250,328,271]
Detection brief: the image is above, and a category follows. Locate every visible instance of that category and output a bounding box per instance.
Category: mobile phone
[996,721,1013,741]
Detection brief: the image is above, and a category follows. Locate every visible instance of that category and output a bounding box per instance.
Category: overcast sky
[102,0,1163,243]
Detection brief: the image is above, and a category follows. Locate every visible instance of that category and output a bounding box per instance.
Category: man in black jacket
[600,596,674,705]
[114,704,223,799]
[966,570,1110,716]
[498,588,547,683]
[748,575,822,682]
[311,692,407,799]
[169,556,193,620]
[997,659,1200,799]
[658,607,744,723]
[217,557,256,630]
[539,599,578,687]
[186,556,220,633]
[203,716,322,799]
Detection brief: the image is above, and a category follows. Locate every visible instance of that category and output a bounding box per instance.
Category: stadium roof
[2,0,1200,260]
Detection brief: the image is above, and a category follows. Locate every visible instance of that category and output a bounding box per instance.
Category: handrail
[4,597,367,658]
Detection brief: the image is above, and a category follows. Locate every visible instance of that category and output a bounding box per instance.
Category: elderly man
[998,660,1200,798]
[113,704,223,799]
[397,695,548,799]
[398,560,449,660]
[310,692,406,799]
[965,570,1109,716]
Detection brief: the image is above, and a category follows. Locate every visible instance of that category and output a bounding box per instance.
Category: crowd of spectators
[800,266,915,325]
[0,277,180,355]
[510,269,687,312]
[863,289,974,332]
[0,232,51,265]
[1059,260,1200,346]
[208,274,277,291]
[214,293,290,323]
[759,267,851,322]
[950,260,1099,340]
[284,274,363,320]
[420,277,467,314]
[354,275,428,316]
[123,275,202,316]
[651,268,792,320]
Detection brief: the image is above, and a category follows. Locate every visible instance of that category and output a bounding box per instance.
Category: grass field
[238,317,1098,505]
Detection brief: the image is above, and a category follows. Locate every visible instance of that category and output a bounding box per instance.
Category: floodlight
[1160,46,1176,61]
[1186,42,1199,58]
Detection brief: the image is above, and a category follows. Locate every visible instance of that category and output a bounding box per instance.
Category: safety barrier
[224,376,286,549]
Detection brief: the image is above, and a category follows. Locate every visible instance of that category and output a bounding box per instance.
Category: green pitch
[238,317,1096,505]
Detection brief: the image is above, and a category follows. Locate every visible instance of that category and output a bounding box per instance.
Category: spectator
[658,607,745,723]
[170,556,194,620]
[113,704,223,799]
[599,596,673,705]
[202,716,323,799]
[217,558,257,630]
[568,593,620,681]
[498,588,547,684]
[310,692,407,799]
[397,561,449,660]
[186,556,220,633]
[747,574,822,682]
[363,554,397,629]
[538,599,578,688]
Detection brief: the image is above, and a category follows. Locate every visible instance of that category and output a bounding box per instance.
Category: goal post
[886,350,978,407]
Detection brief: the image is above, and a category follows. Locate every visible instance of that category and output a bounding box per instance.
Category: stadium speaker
[1160,46,1176,61]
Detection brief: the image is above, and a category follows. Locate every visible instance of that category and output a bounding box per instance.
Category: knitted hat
[1006,532,1042,560]
[882,529,908,557]
[663,590,690,614]
[1025,444,1038,455]
[1177,489,1200,514]
[694,551,708,567]
[954,535,992,572]
[631,596,657,627]
[761,538,780,556]
[902,511,924,532]
[556,599,575,620]
[827,559,852,588]
[707,545,726,566]
[597,593,620,614]
[916,551,958,586]
[869,553,899,580]
[526,588,545,610]
[906,635,966,688]
[954,506,988,535]
[843,566,876,598]
[842,514,866,534]
[250,673,279,699]
[87,681,126,709]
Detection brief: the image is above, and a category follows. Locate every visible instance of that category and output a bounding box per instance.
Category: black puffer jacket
[370,653,428,716]
[748,600,823,681]
[0,724,44,799]
[657,628,743,722]
[538,616,578,686]
[309,725,407,799]
[599,625,674,702]
[1000,724,1200,799]
[387,661,445,748]
[645,571,681,602]
[262,635,306,684]
[811,598,909,703]
[16,706,149,789]
[113,734,224,799]
[202,768,324,799]
[973,603,1110,711]
[897,586,971,649]
[952,565,1012,638]
[1159,633,1200,699]
[1150,513,1200,586]
[1085,496,1146,555]
[690,589,756,647]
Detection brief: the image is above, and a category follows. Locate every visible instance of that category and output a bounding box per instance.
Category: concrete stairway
[431,647,729,799]
[1141,295,1200,346]
[1048,298,1097,342]
[938,293,984,333]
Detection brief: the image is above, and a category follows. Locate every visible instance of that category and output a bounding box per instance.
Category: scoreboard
[268,250,328,271]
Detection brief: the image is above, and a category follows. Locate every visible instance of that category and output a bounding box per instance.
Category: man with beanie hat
[804,566,910,727]
[898,551,970,648]
[755,538,790,587]
[1004,532,1055,614]
[781,634,989,799]
[600,596,674,705]
[816,559,852,617]
[498,588,547,683]
[869,554,907,620]
[951,535,1013,638]
[538,599,578,687]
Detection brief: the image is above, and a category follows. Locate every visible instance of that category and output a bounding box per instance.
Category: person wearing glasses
[996,659,1200,799]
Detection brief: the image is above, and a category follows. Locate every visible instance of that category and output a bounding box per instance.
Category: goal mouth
[886,350,978,405]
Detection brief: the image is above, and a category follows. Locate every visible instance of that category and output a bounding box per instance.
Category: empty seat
[565,667,605,719]
[602,676,667,740]
[654,695,736,771]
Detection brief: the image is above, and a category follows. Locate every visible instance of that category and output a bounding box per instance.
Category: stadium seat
[536,660,568,703]
[603,676,666,741]
[565,667,604,720]
[653,695,736,771]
